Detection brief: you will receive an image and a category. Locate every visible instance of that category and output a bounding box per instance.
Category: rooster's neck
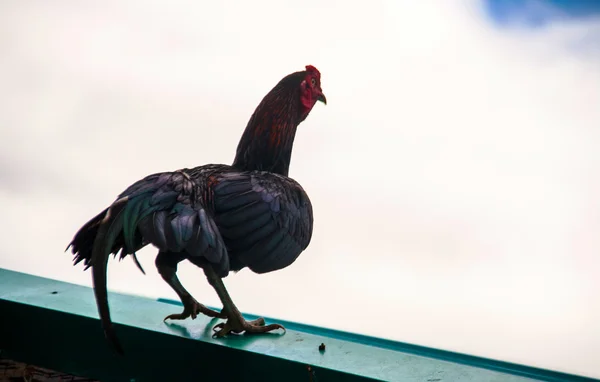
[232,86,303,177]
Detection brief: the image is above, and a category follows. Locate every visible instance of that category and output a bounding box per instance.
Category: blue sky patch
[483,0,600,27]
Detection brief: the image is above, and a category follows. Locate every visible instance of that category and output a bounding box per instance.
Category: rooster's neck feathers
[232,71,306,177]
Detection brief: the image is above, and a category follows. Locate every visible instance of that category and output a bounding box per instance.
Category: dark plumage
[67,65,326,354]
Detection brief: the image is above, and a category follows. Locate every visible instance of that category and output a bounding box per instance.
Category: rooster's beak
[317,93,327,105]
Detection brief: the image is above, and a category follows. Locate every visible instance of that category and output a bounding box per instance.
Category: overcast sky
[1,0,599,378]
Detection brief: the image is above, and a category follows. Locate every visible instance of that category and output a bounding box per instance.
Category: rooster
[67,65,326,354]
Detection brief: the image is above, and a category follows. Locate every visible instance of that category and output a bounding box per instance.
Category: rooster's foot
[164,297,226,321]
[212,316,285,337]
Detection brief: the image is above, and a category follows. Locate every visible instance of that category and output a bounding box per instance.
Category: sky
[484,0,600,27]
[1,0,599,378]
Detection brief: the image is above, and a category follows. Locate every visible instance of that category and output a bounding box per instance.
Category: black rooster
[67,65,326,354]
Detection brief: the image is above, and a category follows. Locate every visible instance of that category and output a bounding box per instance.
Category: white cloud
[1,0,599,377]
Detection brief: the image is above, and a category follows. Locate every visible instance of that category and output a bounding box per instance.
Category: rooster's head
[300,65,327,117]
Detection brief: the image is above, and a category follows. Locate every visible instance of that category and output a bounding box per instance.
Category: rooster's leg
[156,251,226,321]
[204,266,285,337]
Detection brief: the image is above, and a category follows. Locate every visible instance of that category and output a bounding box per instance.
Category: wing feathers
[74,170,229,275]
[213,172,313,274]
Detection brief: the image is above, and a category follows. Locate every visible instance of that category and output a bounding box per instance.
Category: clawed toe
[247,317,266,326]
[212,316,285,338]
[200,305,227,319]
[164,298,226,322]
[164,312,190,321]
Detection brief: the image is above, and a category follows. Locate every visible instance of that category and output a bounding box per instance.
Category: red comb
[305,65,320,76]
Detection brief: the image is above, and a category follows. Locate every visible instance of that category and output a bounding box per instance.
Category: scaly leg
[204,266,285,337]
[155,251,226,321]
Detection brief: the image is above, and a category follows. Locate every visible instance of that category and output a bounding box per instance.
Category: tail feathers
[68,204,146,272]
[130,251,146,274]
[68,170,231,353]
[67,207,109,270]
[68,195,146,355]
[90,197,129,355]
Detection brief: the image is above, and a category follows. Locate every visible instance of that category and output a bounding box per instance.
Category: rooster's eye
[311,78,316,86]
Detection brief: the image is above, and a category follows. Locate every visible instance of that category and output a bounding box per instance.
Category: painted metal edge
[0,268,596,382]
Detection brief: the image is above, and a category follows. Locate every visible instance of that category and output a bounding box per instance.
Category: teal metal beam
[0,268,596,382]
